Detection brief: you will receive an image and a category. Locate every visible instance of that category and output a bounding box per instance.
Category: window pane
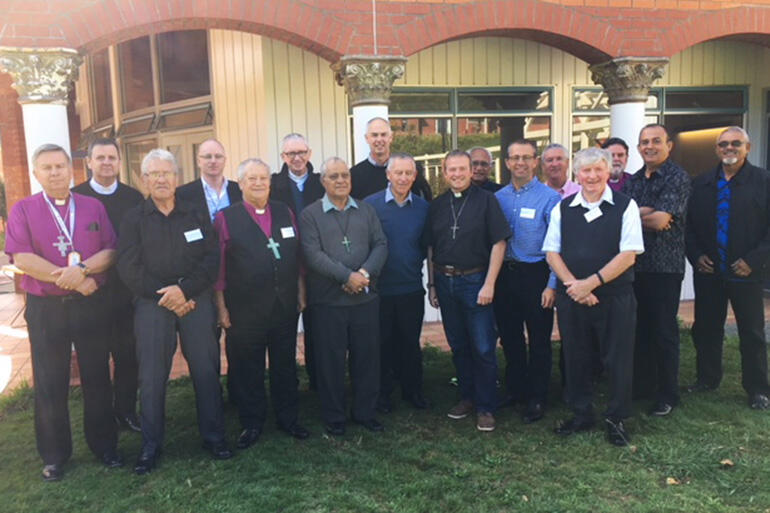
[158,31,211,104]
[390,117,452,195]
[457,116,551,184]
[666,114,743,177]
[119,37,154,113]
[119,115,154,137]
[571,115,610,153]
[457,90,549,113]
[665,90,744,110]
[124,139,157,194]
[390,92,451,114]
[573,90,609,112]
[158,104,211,130]
[91,48,113,122]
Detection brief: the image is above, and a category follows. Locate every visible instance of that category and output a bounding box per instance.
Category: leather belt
[434,264,486,277]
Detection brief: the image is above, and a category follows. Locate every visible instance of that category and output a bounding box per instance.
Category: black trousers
[107,292,138,418]
[25,291,117,465]
[493,260,554,406]
[134,293,225,452]
[379,291,425,401]
[302,308,317,389]
[556,291,636,421]
[632,272,682,405]
[226,300,300,430]
[311,299,380,424]
[692,273,769,395]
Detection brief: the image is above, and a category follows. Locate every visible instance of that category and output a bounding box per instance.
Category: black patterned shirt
[622,159,692,274]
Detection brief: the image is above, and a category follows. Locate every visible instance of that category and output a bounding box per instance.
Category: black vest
[223,201,299,319]
[559,191,634,298]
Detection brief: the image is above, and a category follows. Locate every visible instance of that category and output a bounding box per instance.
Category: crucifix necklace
[44,194,76,257]
[333,210,352,253]
[449,191,470,240]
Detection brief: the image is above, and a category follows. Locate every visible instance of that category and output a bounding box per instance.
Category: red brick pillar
[0,72,30,212]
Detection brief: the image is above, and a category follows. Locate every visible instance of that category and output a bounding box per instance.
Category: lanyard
[44,194,76,249]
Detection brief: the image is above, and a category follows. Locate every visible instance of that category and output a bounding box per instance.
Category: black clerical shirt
[118,198,219,301]
[425,185,511,270]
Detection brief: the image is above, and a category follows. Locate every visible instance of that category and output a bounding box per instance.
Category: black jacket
[685,160,770,281]
[270,162,324,217]
[175,178,242,225]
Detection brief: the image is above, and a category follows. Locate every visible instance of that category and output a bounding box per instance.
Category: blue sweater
[364,189,429,296]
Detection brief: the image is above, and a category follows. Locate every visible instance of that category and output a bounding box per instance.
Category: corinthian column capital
[332,55,406,107]
[589,57,669,104]
[0,47,82,105]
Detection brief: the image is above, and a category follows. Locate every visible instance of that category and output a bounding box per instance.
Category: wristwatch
[359,268,370,280]
[76,262,90,275]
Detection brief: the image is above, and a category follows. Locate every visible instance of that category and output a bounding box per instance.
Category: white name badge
[281,226,296,239]
[519,208,536,219]
[584,208,603,223]
[184,228,204,242]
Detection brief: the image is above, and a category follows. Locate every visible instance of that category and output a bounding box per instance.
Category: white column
[0,47,82,193]
[333,55,406,163]
[351,104,388,163]
[610,102,645,174]
[21,104,72,192]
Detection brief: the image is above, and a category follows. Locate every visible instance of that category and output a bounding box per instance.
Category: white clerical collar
[569,185,614,209]
[89,177,118,195]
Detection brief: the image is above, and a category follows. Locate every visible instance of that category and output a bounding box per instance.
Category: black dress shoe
[134,448,160,475]
[685,381,718,393]
[522,402,545,424]
[750,393,770,410]
[202,440,234,460]
[279,423,310,440]
[237,428,262,449]
[325,422,346,436]
[554,416,595,436]
[353,417,384,432]
[403,392,431,410]
[42,464,62,482]
[605,418,630,446]
[101,449,124,469]
[115,413,142,433]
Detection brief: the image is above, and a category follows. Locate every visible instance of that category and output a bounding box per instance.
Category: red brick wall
[0,73,29,212]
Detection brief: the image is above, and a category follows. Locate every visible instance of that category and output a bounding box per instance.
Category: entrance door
[160,130,213,185]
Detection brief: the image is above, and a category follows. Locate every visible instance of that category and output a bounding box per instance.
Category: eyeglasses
[283,150,309,159]
[507,155,535,162]
[326,172,350,181]
[198,154,225,160]
[717,140,745,149]
[471,160,491,168]
[145,170,176,179]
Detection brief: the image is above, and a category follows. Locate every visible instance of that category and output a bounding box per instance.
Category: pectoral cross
[266,237,281,259]
[53,235,71,257]
[341,236,352,253]
[450,224,459,240]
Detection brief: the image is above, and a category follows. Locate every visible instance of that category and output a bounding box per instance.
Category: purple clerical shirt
[213,202,301,291]
[5,192,117,296]
[608,172,631,192]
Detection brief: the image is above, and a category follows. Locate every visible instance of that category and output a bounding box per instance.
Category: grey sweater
[299,198,388,306]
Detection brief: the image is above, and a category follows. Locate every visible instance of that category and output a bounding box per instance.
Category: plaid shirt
[622,159,692,274]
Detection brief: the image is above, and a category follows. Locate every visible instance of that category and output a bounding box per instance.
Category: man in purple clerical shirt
[5,143,122,482]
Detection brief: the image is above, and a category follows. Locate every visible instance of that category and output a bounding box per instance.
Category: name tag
[184,228,203,242]
[281,226,295,239]
[519,208,536,219]
[584,208,603,223]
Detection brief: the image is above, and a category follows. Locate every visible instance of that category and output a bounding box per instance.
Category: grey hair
[572,147,612,175]
[467,146,493,162]
[319,156,347,179]
[542,143,568,158]
[32,144,71,167]
[141,149,178,175]
[236,158,271,180]
[366,117,391,131]
[281,133,309,151]
[386,152,416,172]
[719,126,750,144]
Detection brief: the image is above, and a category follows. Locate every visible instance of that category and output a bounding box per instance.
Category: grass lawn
[1,330,769,513]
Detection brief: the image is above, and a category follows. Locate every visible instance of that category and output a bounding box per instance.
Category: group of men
[7,116,770,481]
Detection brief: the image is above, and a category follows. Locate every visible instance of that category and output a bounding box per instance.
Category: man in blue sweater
[365,153,431,412]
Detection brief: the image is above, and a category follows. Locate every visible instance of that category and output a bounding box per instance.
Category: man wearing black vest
[72,138,144,432]
[686,127,770,409]
[350,117,432,201]
[214,158,309,448]
[544,147,644,446]
[270,133,324,390]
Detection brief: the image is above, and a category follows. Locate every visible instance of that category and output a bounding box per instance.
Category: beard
[722,156,739,165]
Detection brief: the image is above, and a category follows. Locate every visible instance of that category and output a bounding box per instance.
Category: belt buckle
[444,265,455,276]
